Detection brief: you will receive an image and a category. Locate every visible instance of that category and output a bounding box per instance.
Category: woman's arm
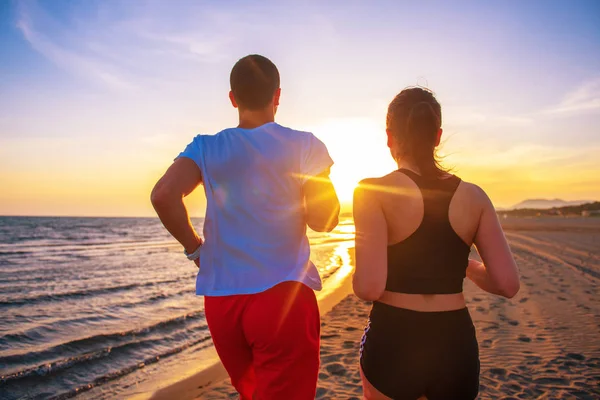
[466,259,509,296]
[352,179,388,301]
[469,187,520,298]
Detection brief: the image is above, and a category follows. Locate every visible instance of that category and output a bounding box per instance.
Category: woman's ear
[435,128,443,147]
[386,129,394,149]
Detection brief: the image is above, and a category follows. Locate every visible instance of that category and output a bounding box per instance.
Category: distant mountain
[500,201,600,217]
[510,198,593,210]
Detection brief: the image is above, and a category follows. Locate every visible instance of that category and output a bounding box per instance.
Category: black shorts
[360,302,480,400]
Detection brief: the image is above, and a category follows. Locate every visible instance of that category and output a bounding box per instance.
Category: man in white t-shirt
[151,54,340,399]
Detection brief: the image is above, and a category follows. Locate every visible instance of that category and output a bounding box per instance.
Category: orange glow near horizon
[1,117,599,217]
[2,1,600,218]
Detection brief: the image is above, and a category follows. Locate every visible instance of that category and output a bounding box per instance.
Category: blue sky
[1,0,599,216]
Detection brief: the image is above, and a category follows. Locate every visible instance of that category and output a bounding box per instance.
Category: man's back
[151,54,339,399]
[179,122,333,295]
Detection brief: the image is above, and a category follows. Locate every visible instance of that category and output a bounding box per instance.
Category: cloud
[12,0,345,99]
[447,143,599,169]
[16,2,135,91]
[443,106,533,129]
[544,77,600,115]
[14,0,233,92]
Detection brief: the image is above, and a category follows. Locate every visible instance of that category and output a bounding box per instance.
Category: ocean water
[0,216,354,400]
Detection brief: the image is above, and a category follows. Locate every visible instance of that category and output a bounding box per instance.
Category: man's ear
[229,91,238,108]
[435,128,442,147]
[273,88,281,107]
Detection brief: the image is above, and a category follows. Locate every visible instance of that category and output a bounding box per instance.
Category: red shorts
[204,281,320,400]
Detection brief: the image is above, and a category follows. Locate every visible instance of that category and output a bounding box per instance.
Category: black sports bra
[386,169,471,294]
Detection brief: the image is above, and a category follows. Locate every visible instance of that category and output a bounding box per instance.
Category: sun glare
[308,118,397,203]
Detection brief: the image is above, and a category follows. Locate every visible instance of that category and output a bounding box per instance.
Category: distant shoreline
[498,201,600,218]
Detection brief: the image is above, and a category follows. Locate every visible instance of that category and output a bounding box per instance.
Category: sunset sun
[306,118,397,203]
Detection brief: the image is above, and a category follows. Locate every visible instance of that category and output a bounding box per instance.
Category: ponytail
[387,88,446,178]
[406,101,442,178]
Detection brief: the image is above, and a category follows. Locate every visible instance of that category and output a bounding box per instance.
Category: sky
[1,0,599,217]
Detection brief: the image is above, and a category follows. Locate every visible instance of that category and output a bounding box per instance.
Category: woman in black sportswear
[353,87,520,400]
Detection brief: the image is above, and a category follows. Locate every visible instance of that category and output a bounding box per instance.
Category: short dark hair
[230,54,280,110]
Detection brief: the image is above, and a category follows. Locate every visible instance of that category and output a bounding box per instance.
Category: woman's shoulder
[455,178,495,210]
[359,170,416,187]
[355,171,419,208]
[357,171,415,192]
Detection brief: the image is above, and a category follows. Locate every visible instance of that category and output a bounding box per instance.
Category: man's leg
[204,295,256,399]
[243,281,321,400]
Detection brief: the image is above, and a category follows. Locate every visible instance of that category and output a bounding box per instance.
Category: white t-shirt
[177,122,334,296]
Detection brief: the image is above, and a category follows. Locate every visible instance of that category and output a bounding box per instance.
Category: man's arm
[303,168,340,232]
[151,158,204,265]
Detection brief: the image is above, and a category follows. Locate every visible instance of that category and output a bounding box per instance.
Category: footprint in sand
[488,367,507,376]
[325,362,348,376]
[342,340,355,349]
[322,354,342,363]
[567,352,586,361]
[482,323,500,332]
[501,382,522,393]
[533,376,569,385]
[321,334,341,340]
[525,355,542,365]
[507,373,521,381]
[518,335,532,343]
[508,320,519,326]
[557,296,567,301]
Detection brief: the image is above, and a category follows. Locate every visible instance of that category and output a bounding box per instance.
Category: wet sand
[188,218,600,399]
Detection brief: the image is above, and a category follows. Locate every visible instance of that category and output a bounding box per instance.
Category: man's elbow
[307,214,339,232]
[150,184,175,210]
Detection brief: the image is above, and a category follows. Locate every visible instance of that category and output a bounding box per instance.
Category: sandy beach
[182,217,600,399]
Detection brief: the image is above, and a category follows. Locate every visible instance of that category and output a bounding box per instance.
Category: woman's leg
[360,303,440,400]
[361,365,428,400]
[360,363,393,400]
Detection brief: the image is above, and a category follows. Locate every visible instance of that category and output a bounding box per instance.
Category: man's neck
[237,108,275,130]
